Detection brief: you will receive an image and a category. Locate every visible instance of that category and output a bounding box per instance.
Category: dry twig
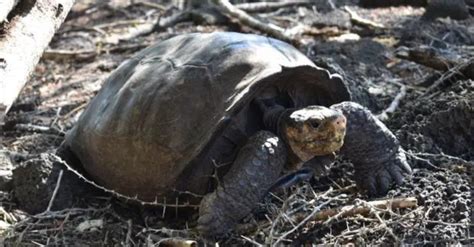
[423,58,474,97]
[125,219,132,246]
[272,189,335,245]
[377,85,407,121]
[405,151,448,171]
[343,6,384,29]
[241,235,263,246]
[293,197,418,223]
[361,200,399,242]
[45,170,64,212]
[48,153,200,208]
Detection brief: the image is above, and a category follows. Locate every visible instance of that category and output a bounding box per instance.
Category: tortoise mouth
[291,134,345,155]
[296,136,344,146]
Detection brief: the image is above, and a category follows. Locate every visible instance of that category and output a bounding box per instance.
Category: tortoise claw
[330,102,412,197]
[197,193,234,239]
[356,148,412,197]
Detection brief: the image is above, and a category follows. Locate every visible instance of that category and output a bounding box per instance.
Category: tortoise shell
[63,32,350,201]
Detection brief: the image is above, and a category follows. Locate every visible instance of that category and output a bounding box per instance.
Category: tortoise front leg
[330,102,412,196]
[197,131,287,238]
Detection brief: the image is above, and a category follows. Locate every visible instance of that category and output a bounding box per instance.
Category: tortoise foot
[331,102,412,196]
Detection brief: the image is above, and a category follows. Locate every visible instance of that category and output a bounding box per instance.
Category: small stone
[459,184,469,192]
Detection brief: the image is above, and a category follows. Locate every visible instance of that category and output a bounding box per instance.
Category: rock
[422,0,470,20]
[359,0,426,8]
[0,151,13,191]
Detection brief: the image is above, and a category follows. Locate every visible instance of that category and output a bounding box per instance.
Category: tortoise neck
[263,108,306,169]
[260,105,305,169]
[255,97,295,145]
[262,106,288,135]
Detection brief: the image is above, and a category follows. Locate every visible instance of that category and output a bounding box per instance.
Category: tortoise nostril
[333,116,347,131]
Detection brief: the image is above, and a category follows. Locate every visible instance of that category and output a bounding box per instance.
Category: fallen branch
[132,0,166,11]
[293,197,418,222]
[93,19,149,29]
[149,8,229,38]
[235,0,314,13]
[395,46,458,72]
[0,0,75,123]
[213,0,298,45]
[287,25,347,38]
[43,49,97,62]
[14,123,65,135]
[103,22,155,44]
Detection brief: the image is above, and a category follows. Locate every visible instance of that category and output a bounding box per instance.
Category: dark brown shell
[64,32,350,201]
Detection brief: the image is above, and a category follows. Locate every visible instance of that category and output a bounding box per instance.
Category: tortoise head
[282,106,346,163]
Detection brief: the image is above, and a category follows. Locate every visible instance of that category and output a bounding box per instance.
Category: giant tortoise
[59,32,411,237]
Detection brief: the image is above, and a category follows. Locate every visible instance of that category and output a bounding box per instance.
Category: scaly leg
[197,131,287,238]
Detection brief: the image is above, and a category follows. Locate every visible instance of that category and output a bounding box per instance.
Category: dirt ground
[0,0,473,245]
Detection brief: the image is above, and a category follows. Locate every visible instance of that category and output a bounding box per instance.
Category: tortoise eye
[310,121,320,129]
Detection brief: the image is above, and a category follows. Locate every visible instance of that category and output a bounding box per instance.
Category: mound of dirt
[12,154,96,214]
[390,80,474,160]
